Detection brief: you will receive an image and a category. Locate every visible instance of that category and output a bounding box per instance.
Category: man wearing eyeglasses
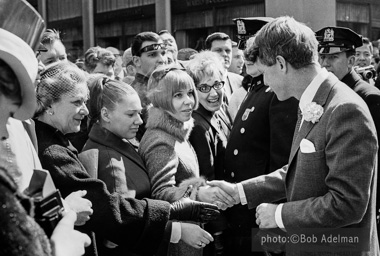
[130,31,168,142]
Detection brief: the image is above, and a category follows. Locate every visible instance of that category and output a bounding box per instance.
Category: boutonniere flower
[302,102,323,124]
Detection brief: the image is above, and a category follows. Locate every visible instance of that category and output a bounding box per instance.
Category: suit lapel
[287,74,338,166]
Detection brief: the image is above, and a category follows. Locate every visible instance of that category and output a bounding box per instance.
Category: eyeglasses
[138,43,166,55]
[151,67,186,82]
[196,81,225,93]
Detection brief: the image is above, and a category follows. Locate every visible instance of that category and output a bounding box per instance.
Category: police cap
[315,26,362,54]
[232,17,274,50]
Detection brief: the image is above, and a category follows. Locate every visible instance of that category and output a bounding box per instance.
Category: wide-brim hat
[0,28,39,120]
[0,0,45,120]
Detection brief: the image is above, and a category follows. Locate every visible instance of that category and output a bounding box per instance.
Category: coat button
[234,149,238,155]
[240,128,245,134]
[231,172,235,178]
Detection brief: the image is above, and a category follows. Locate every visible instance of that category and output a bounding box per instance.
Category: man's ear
[348,55,356,69]
[101,107,111,123]
[133,56,141,68]
[276,56,287,72]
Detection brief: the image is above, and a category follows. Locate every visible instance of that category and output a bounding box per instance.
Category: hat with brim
[233,17,274,50]
[0,28,38,120]
[315,26,362,55]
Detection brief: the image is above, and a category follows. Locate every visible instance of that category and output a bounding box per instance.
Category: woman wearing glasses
[139,64,236,256]
[186,51,231,256]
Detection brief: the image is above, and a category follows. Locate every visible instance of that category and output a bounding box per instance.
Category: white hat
[0,28,38,120]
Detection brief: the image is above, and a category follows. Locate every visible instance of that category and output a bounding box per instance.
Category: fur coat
[139,107,206,203]
[139,107,205,256]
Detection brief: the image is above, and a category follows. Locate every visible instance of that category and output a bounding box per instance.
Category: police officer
[223,17,298,255]
[316,26,380,240]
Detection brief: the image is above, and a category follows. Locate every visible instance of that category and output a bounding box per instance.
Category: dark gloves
[169,185,220,223]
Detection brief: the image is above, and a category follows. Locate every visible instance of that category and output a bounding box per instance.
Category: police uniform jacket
[224,75,298,228]
[342,69,380,214]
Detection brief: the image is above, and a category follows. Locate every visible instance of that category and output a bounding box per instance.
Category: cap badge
[323,28,334,42]
[237,20,246,35]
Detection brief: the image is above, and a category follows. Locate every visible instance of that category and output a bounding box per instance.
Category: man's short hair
[254,16,319,69]
[41,29,62,46]
[205,32,231,50]
[362,37,373,54]
[131,31,161,57]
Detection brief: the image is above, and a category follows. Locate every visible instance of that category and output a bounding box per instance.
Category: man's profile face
[355,43,372,67]
[228,47,245,74]
[210,39,232,70]
[38,40,67,67]
[135,40,166,76]
[244,60,260,78]
[256,58,290,101]
[319,52,351,80]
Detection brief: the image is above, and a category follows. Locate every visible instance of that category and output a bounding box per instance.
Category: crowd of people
[2,0,380,256]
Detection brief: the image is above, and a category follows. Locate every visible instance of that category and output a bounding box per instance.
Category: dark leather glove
[169,185,220,223]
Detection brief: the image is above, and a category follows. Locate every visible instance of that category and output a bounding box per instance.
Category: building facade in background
[27,0,380,62]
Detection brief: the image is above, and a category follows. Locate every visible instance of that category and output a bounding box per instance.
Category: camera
[354,65,377,81]
[34,190,65,237]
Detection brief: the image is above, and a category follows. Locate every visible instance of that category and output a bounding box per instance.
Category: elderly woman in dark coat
[34,62,219,256]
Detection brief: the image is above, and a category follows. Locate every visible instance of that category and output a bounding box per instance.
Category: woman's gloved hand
[169,185,220,223]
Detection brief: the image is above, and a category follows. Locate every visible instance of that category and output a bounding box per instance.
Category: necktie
[292,107,302,145]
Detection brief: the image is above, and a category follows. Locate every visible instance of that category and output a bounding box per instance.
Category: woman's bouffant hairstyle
[147,64,199,113]
[0,59,21,103]
[87,76,137,129]
[84,46,115,73]
[185,50,225,86]
[35,61,88,117]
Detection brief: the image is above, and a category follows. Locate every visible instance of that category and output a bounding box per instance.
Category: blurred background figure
[178,48,198,61]
[121,47,136,84]
[228,41,245,75]
[39,29,67,67]
[355,37,373,68]
[106,46,124,80]
[84,46,116,78]
[159,30,179,64]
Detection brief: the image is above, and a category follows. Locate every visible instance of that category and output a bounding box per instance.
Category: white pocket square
[300,139,316,153]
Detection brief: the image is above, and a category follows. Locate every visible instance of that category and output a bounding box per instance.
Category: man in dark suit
[222,17,298,256]
[210,16,379,255]
[316,27,380,239]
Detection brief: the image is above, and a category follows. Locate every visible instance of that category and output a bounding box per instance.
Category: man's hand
[64,190,93,226]
[255,203,278,229]
[197,185,235,210]
[206,180,240,205]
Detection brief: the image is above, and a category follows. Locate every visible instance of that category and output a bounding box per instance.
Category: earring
[47,110,54,115]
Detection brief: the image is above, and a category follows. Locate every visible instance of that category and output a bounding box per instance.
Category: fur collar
[146,107,194,142]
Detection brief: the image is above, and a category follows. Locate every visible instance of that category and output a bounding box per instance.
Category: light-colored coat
[242,74,379,255]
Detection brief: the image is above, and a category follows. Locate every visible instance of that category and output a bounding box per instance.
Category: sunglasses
[196,81,225,93]
[138,43,166,55]
[151,67,186,82]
